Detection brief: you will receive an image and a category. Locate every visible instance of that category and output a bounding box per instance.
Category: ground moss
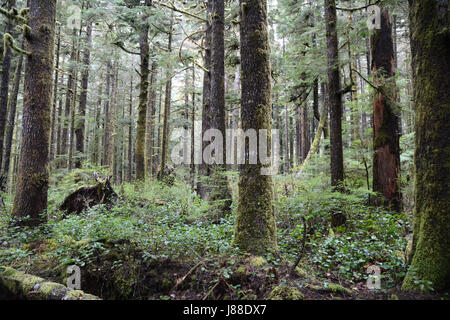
[267,286,304,300]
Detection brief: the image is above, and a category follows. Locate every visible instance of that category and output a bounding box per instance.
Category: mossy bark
[75,18,93,169]
[370,8,401,212]
[208,0,232,219]
[0,266,100,300]
[158,17,173,182]
[0,0,16,170]
[136,22,150,181]
[49,24,61,163]
[146,61,157,179]
[2,37,24,178]
[402,0,450,292]
[233,0,277,255]
[60,28,77,167]
[11,0,56,227]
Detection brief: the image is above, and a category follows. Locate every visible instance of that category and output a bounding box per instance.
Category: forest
[0,0,449,303]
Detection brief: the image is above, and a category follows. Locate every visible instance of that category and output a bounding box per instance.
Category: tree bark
[197,0,213,198]
[402,0,450,292]
[208,0,232,219]
[158,17,173,182]
[0,0,16,169]
[370,8,401,212]
[75,18,93,169]
[234,0,277,254]
[325,0,344,190]
[12,0,56,227]
[136,25,149,181]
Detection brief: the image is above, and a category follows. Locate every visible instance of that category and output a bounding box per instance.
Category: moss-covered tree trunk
[233,0,277,255]
[136,21,150,181]
[92,75,102,165]
[402,0,450,292]
[128,74,133,181]
[102,60,113,168]
[49,24,61,163]
[75,18,93,169]
[146,61,157,179]
[208,0,232,219]
[2,37,24,178]
[62,28,77,161]
[12,0,56,227]
[370,8,401,212]
[158,17,173,182]
[325,0,344,190]
[0,0,16,170]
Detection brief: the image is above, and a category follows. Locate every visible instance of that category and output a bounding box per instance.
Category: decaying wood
[60,174,118,215]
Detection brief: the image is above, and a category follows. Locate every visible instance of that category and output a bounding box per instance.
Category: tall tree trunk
[190,64,196,190]
[102,60,112,168]
[146,61,157,179]
[208,0,232,219]
[49,24,61,163]
[234,0,277,254]
[158,17,173,181]
[2,37,24,177]
[197,0,212,198]
[12,0,56,227]
[402,0,450,292]
[75,18,92,169]
[61,28,77,167]
[325,0,344,190]
[128,72,134,182]
[56,59,64,158]
[0,0,16,169]
[136,21,150,181]
[371,8,401,212]
[92,75,102,165]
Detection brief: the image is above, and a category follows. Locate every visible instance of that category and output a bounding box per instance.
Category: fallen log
[0,266,100,300]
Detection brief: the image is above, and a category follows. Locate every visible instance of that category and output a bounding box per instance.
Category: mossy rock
[267,286,304,300]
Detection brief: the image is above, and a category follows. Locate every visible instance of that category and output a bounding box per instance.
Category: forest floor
[0,168,447,300]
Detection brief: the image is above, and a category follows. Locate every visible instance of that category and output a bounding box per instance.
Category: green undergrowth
[0,165,426,299]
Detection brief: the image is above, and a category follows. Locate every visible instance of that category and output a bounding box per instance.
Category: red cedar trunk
[12,0,56,226]
[371,9,401,212]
